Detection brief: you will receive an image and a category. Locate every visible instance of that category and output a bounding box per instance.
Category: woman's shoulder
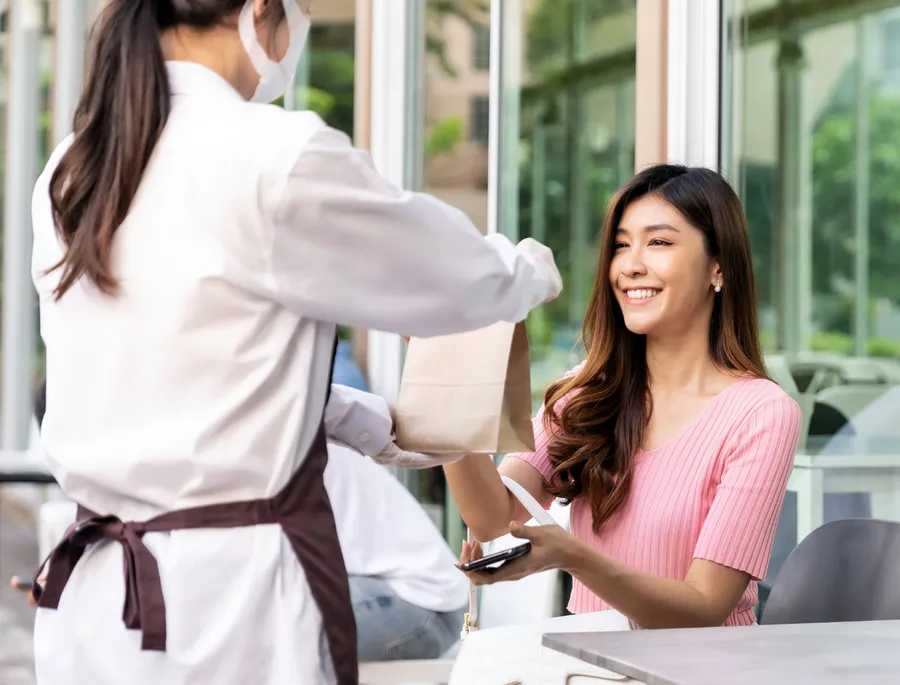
[169,100,329,172]
[729,375,798,411]
[714,376,803,438]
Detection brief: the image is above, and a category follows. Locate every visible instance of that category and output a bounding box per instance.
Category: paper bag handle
[462,475,554,638]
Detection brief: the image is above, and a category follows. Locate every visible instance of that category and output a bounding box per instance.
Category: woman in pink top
[447,164,802,628]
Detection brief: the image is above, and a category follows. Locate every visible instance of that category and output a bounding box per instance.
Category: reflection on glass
[723,0,900,605]
[725,0,900,365]
[424,0,492,232]
[418,1,638,549]
[499,0,637,405]
[287,21,356,136]
[418,0,494,547]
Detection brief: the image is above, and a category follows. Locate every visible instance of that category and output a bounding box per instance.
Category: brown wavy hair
[542,164,768,533]
[47,0,284,300]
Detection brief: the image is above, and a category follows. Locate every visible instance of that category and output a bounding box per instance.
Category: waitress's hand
[516,238,563,303]
[459,522,578,586]
[371,438,465,469]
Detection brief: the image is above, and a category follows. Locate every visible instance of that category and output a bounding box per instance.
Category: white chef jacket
[324,443,468,614]
[30,61,553,685]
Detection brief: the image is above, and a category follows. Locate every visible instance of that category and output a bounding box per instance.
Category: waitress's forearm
[563,543,728,629]
[443,456,514,542]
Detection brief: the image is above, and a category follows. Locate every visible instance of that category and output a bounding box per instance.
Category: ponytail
[48,0,171,300]
[47,0,287,300]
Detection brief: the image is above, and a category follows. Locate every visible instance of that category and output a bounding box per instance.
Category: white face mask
[238,0,310,104]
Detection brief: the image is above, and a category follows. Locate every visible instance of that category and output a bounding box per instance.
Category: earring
[714,282,722,293]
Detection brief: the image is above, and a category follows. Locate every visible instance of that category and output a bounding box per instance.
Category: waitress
[29,1,561,684]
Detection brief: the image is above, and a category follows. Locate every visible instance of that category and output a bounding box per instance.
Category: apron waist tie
[33,499,279,652]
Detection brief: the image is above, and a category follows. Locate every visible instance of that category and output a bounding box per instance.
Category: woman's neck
[160,27,255,97]
[644,325,723,394]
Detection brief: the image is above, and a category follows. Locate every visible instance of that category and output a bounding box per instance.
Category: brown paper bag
[394,321,536,455]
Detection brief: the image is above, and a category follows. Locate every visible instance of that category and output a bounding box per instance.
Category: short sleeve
[503,362,586,485]
[505,403,558,484]
[693,395,802,580]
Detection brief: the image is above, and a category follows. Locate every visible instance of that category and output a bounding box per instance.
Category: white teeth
[626,289,659,300]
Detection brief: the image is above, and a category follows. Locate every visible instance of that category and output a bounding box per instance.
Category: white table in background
[788,436,900,542]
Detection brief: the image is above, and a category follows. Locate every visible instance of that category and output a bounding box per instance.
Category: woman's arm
[444,392,569,542]
[565,393,801,627]
[444,455,551,542]
[463,518,749,628]
[564,543,750,628]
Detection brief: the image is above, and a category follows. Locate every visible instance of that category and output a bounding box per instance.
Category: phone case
[459,542,531,573]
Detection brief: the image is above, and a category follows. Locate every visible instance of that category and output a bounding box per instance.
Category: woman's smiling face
[609,194,721,338]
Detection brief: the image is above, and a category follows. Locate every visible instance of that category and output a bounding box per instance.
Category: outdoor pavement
[0,488,40,685]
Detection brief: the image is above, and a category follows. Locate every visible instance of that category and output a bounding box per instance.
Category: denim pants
[350,575,465,661]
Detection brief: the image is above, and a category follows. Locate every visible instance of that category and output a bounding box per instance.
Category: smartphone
[459,542,531,573]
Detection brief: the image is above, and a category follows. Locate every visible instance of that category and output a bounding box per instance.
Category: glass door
[494,0,638,407]
[721,0,900,606]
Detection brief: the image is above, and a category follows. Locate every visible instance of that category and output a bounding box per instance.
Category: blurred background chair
[761,518,900,625]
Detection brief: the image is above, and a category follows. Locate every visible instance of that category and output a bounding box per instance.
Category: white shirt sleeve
[266,126,555,337]
[324,384,394,457]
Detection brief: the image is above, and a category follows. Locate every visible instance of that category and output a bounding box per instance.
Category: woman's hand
[458,521,581,586]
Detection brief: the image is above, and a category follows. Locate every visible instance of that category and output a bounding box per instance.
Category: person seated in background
[17,380,466,662]
[325,441,467,660]
[332,327,370,392]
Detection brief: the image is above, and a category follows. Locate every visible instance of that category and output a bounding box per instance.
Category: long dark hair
[48,0,284,300]
[543,164,767,533]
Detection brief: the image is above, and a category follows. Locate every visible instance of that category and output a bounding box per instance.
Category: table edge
[541,633,681,685]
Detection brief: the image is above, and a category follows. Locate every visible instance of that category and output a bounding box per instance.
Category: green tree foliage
[740,87,900,356]
[812,92,900,306]
[425,115,464,158]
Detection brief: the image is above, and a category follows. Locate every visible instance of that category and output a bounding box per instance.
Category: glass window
[418,0,637,551]
[473,23,490,71]
[498,0,637,407]
[469,95,490,145]
[722,0,900,613]
[882,14,900,76]
[1,3,58,681]
[283,16,356,137]
[424,0,491,231]
[419,0,493,546]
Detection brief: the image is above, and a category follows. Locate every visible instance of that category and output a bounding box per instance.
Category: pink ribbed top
[509,371,802,626]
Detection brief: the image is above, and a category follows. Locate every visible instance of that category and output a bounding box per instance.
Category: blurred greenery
[515,2,636,356]
[425,115,464,158]
[306,49,356,134]
[525,0,636,74]
[746,86,900,357]
[812,92,900,308]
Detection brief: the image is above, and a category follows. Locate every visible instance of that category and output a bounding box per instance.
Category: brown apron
[32,366,358,684]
